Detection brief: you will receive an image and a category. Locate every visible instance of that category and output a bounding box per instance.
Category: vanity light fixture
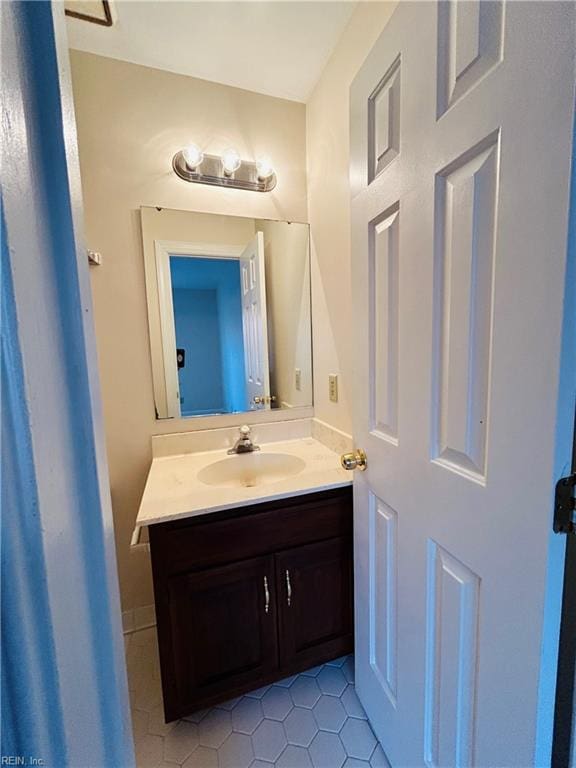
[221,148,242,176]
[182,143,204,171]
[172,146,277,192]
[256,156,274,180]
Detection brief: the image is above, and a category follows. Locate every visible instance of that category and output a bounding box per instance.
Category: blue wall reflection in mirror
[170,256,247,416]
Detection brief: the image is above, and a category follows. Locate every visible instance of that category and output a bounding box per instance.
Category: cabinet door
[168,555,278,712]
[276,537,353,670]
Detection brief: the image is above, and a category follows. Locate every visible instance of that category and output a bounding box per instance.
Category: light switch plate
[295,368,302,391]
[329,374,338,403]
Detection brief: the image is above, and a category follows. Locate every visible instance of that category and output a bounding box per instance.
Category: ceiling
[65,1,357,103]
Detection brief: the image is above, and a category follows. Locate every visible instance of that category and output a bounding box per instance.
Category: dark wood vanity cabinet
[167,556,280,713]
[149,487,353,721]
[276,537,353,671]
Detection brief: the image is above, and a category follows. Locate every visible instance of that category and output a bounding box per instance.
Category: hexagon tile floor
[127,628,391,768]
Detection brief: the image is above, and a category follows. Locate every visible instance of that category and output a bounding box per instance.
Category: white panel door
[350,2,575,766]
[240,231,271,410]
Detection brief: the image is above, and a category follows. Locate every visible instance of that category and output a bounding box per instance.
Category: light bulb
[221,148,242,175]
[256,157,274,180]
[182,144,203,170]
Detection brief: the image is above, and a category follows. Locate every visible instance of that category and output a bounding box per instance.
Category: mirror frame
[141,206,314,426]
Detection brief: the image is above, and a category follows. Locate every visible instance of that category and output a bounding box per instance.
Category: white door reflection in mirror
[240,232,270,411]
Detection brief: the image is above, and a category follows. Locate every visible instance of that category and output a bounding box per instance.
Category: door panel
[432,131,499,482]
[276,538,353,669]
[168,556,278,710]
[368,494,398,707]
[423,541,480,768]
[436,0,503,118]
[369,203,400,444]
[369,56,401,181]
[350,2,575,766]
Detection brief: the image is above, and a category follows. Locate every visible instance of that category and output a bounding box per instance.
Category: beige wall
[307,1,397,435]
[71,2,397,611]
[70,51,307,611]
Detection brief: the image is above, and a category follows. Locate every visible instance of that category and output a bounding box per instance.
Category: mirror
[142,207,312,419]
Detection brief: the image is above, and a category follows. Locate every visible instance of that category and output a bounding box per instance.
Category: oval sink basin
[197,452,306,489]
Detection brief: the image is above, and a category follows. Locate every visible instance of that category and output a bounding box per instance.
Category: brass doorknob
[341,449,367,471]
[253,395,277,405]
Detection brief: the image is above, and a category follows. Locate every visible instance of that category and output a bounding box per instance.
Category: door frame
[1,1,133,765]
[154,240,244,418]
[552,407,576,766]
[552,111,576,768]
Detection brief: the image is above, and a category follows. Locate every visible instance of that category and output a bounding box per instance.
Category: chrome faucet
[227,425,260,455]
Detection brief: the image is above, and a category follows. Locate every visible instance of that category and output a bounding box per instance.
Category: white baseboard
[122,604,156,635]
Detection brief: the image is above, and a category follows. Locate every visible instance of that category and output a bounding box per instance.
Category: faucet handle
[239,424,251,436]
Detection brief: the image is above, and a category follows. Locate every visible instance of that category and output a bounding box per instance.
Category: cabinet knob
[264,576,270,614]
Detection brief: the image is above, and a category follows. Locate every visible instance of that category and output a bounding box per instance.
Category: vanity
[136,432,354,722]
[135,207,354,722]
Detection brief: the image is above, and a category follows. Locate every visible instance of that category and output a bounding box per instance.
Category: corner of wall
[305,1,398,438]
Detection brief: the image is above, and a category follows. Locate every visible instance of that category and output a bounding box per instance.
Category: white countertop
[136,437,351,527]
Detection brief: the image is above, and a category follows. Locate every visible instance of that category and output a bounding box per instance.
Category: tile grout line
[126,628,386,768]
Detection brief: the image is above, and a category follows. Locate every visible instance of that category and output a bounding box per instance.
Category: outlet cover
[295,368,302,391]
[329,374,339,403]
